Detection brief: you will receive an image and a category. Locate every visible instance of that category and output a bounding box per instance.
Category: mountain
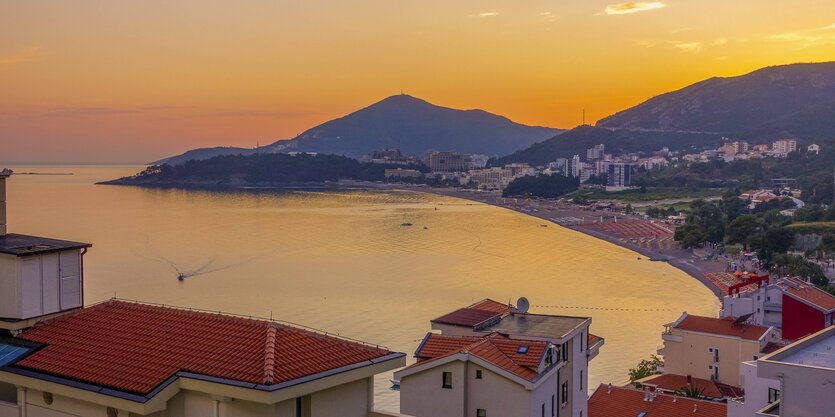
[156,95,561,165]
[597,61,835,140]
[493,125,723,166]
[152,146,255,166]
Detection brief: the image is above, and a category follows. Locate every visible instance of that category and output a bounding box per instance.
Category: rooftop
[588,384,727,417]
[484,313,589,340]
[411,332,548,382]
[778,332,835,369]
[639,373,744,399]
[7,299,400,397]
[0,233,92,257]
[778,278,835,312]
[430,298,511,327]
[672,313,770,341]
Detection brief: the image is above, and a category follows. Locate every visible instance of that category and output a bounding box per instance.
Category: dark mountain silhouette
[155,95,560,165]
[597,61,835,139]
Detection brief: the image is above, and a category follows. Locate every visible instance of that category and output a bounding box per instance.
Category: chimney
[0,169,11,236]
[607,383,612,394]
[643,390,650,402]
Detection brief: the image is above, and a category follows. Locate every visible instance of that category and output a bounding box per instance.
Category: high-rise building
[606,163,633,187]
[772,139,797,155]
[564,155,581,178]
[587,144,605,160]
[426,151,472,172]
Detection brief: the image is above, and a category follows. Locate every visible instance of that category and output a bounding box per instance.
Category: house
[0,170,407,417]
[657,313,779,387]
[729,325,835,417]
[721,277,835,341]
[588,384,726,417]
[396,299,603,417]
[637,373,743,402]
[807,144,820,155]
[0,300,406,417]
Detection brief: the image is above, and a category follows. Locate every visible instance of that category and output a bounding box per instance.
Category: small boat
[401,222,413,227]
[177,273,186,281]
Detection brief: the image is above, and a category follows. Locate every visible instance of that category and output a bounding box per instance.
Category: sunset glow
[1,0,834,162]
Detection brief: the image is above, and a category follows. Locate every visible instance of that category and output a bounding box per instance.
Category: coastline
[97,178,726,300]
[362,183,726,300]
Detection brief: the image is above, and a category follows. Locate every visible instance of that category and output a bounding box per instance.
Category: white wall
[0,255,18,318]
[728,361,778,417]
[400,361,466,417]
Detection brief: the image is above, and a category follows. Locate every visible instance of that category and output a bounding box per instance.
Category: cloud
[674,42,703,53]
[603,2,666,15]
[476,12,500,17]
[539,11,559,22]
[0,46,43,67]
[769,27,835,49]
[712,37,728,46]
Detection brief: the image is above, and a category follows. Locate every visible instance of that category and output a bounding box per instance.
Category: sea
[4,164,719,411]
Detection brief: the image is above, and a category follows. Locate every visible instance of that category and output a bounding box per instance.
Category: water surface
[5,165,719,410]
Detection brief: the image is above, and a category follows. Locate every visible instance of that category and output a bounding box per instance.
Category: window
[561,381,569,405]
[579,370,583,390]
[541,403,545,417]
[442,371,453,389]
[580,332,584,352]
[551,394,555,416]
[476,370,483,379]
[106,408,118,417]
[562,342,569,362]
[0,382,17,405]
[712,366,719,381]
[768,388,781,403]
[477,409,487,417]
[714,348,720,363]
[518,346,529,354]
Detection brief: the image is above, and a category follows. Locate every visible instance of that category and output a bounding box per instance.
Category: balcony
[756,400,780,417]
[763,302,782,312]
[661,333,682,343]
[656,345,665,356]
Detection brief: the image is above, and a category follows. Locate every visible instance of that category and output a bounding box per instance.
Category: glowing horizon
[1,1,834,163]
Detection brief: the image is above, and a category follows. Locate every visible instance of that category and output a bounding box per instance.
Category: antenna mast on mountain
[582,109,586,126]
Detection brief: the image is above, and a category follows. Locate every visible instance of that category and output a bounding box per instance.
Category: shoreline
[97,179,726,300]
[370,183,726,300]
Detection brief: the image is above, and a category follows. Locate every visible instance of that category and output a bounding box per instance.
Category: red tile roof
[467,299,512,314]
[673,314,770,341]
[431,308,501,327]
[431,299,511,327]
[413,332,547,381]
[14,300,394,395]
[639,374,743,399]
[781,278,835,311]
[588,384,727,417]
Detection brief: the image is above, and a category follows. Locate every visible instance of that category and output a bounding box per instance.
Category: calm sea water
[5,165,719,411]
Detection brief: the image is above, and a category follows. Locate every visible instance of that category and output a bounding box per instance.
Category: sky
[1,1,834,163]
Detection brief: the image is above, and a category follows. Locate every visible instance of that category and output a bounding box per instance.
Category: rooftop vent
[517,346,529,354]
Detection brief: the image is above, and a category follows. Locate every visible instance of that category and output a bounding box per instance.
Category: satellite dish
[517,297,530,314]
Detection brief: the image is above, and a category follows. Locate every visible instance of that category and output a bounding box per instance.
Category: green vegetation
[675,385,705,399]
[672,192,835,294]
[570,187,725,203]
[114,153,421,185]
[628,355,663,386]
[502,174,579,198]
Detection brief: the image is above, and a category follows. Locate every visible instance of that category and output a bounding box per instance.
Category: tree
[628,355,663,386]
[726,215,759,250]
[675,385,705,399]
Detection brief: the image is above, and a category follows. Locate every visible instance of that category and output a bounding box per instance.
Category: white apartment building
[771,139,797,156]
[396,299,603,417]
[729,325,835,417]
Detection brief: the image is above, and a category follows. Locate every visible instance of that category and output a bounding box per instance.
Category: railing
[368,409,415,417]
[0,401,19,417]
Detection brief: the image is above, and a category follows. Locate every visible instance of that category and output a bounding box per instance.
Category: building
[396,299,603,417]
[807,144,820,155]
[564,155,581,179]
[658,313,780,386]
[771,139,797,156]
[606,163,632,188]
[637,373,743,402]
[721,276,835,341]
[586,144,605,161]
[426,152,472,173]
[729,325,835,417]
[466,167,516,190]
[720,141,749,156]
[588,384,726,417]
[384,168,423,180]
[0,170,407,417]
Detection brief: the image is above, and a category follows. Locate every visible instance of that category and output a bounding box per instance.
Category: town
[1,162,833,417]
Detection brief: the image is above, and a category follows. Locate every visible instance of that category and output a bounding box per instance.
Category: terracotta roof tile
[781,278,835,311]
[467,299,512,314]
[412,332,547,382]
[674,314,770,341]
[14,300,393,395]
[431,308,501,327]
[588,384,727,417]
[639,374,742,399]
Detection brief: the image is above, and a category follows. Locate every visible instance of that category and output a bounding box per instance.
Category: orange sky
[1,1,834,163]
